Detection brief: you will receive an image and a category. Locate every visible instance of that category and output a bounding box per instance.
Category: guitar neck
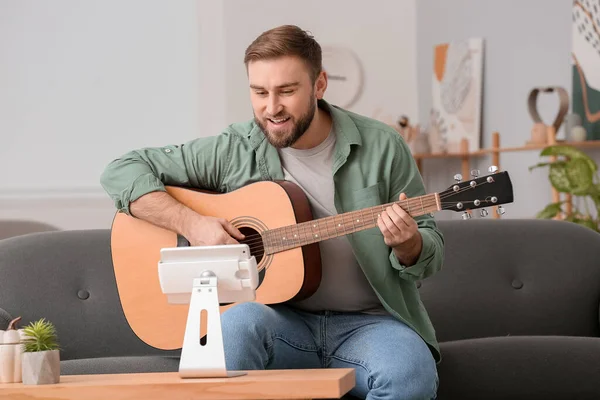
[263,193,440,254]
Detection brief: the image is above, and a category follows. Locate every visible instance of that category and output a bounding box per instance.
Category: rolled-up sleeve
[389,222,444,281]
[100,134,232,215]
[387,134,445,281]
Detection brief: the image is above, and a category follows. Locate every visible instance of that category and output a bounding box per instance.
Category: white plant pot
[21,350,60,385]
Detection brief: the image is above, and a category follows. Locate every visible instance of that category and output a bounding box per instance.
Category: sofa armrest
[436,336,600,400]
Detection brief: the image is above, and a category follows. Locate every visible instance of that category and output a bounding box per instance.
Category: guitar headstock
[439,167,514,219]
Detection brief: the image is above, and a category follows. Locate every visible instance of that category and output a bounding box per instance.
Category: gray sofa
[1,219,600,399]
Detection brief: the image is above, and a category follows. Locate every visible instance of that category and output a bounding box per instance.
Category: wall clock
[321,46,363,108]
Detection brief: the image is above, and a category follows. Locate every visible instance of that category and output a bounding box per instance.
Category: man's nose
[267,95,283,116]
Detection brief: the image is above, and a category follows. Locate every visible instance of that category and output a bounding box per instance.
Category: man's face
[248,56,318,148]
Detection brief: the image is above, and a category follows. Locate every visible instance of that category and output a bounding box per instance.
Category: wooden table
[0,368,355,400]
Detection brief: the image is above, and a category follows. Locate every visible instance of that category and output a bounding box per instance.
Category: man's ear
[315,71,327,100]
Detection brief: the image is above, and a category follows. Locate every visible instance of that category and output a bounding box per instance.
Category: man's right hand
[129,191,245,247]
[182,215,245,246]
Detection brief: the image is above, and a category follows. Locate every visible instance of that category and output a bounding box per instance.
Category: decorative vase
[564,113,582,135]
[528,123,548,145]
[570,126,587,142]
[0,341,22,383]
[410,131,431,154]
[0,317,24,383]
[21,350,60,385]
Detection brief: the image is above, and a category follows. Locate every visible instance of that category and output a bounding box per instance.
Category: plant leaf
[572,182,600,196]
[547,159,593,194]
[540,145,598,172]
[565,158,594,195]
[564,215,599,232]
[580,219,598,231]
[528,161,554,172]
[591,190,600,212]
[536,201,564,219]
[548,162,572,192]
[22,318,59,352]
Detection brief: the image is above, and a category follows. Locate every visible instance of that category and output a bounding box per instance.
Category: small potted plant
[21,318,60,385]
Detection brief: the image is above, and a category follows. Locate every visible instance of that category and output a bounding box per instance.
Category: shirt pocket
[346,182,387,238]
[347,181,385,209]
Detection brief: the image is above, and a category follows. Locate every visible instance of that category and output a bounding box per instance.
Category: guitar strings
[238,200,442,248]
[233,180,498,249]
[238,198,485,249]
[237,195,455,247]
[240,198,476,255]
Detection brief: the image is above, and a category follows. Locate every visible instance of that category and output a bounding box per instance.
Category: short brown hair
[244,25,322,83]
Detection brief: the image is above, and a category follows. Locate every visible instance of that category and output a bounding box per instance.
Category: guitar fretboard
[262,193,440,254]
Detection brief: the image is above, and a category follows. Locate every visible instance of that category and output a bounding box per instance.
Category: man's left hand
[377,193,423,266]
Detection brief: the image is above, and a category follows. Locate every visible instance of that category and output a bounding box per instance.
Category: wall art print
[431,38,484,153]
[572,0,600,140]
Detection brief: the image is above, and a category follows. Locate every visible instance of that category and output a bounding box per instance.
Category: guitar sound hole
[238,227,264,265]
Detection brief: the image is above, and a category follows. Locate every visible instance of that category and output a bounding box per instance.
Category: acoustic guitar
[110,170,513,350]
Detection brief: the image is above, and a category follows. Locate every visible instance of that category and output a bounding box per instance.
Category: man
[100,25,443,400]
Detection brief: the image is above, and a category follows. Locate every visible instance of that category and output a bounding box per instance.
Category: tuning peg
[496,205,506,215]
[480,208,488,217]
[454,174,463,182]
[488,165,499,173]
[470,169,480,178]
[461,211,472,220]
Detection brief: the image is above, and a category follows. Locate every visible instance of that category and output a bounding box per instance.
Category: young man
[101,25,443,400]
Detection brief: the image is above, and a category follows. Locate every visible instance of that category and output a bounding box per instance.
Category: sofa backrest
[1,219,599,361]
[421,219,600,343]
[0,229,179,361]
[0,219,59,240]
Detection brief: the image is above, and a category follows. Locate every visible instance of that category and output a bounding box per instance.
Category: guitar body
[110,180,321,350]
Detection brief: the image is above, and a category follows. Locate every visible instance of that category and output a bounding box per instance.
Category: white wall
[220,0,419,125]
[0,0,419,231]
[0,0,203,229]
[1,0,202,192]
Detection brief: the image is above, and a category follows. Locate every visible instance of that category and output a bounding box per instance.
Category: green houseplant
[529,144,600,232]
[21,318,60,385]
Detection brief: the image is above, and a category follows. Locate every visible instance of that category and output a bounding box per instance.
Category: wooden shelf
[413,129,600,220]
[413,150,486,159]
[413,139,600,160]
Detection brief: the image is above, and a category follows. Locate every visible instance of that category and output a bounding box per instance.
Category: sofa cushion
[421,219,600,342]
[61,356,180,375]
[435,335,600,400]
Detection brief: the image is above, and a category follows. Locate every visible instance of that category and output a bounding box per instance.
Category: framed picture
[431,38,484,153]
[572,1,600,140]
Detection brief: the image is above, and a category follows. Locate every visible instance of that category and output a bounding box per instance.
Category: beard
[255,95,316,149]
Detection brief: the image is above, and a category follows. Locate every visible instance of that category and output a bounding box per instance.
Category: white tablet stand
[158,244,258,378]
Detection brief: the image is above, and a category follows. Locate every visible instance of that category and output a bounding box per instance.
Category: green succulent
[530,144,600,232]
[21,318,60,353]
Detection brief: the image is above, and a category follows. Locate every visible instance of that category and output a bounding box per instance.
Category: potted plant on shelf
[21,318,60,385]
[530,144,600,232]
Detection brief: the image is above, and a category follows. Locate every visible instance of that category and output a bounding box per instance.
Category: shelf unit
[412,129,600,219]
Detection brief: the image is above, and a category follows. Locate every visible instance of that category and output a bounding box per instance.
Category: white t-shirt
[277,125,386,314]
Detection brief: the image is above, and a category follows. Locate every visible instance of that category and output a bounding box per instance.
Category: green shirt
[100,100,445,362]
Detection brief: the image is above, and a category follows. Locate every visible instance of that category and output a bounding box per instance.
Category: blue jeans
[221,302,438,400]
